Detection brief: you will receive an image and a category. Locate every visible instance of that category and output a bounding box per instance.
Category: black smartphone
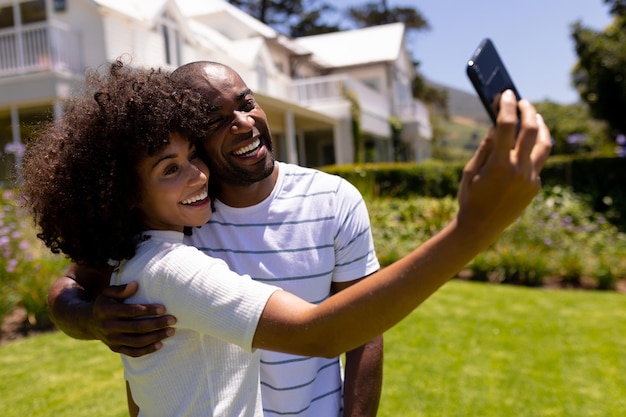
[466,38,521,124]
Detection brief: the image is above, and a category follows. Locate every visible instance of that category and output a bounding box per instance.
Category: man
[47,61,551,417]
[48,61,384,417]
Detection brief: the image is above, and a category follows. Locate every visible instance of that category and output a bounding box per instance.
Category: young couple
[25,59,551,417]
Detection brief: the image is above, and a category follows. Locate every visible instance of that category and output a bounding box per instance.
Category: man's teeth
[182,190,208,205]
[233,138,261,156]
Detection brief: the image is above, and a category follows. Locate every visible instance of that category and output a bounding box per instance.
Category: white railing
[289,74,390,116]
[0,22,83,77]
[395,98,433,140]
[288,74,345,104]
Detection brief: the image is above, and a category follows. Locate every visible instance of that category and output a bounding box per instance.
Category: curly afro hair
[20,60,210,269]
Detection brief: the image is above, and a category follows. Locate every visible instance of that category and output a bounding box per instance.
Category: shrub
[365,185,626,290]
[324,156,626,231]
[0,189,69,330]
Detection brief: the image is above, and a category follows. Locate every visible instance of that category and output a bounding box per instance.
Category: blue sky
[341,1,614,104]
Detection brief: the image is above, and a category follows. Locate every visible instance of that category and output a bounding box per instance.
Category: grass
[0,334,127,417]
[1,280,625,417]
[380,280,626,417]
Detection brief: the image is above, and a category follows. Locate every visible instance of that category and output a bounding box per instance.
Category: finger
[100,281,139,300]
[108,328,175,357]
[94,293,169,319]
[111,343,163,358]
[530,113,552,172]
[514,100,539,164]
[493,90,518,153]
[102,314,177,334]
[461,133,494,184]
[106,327,175,354]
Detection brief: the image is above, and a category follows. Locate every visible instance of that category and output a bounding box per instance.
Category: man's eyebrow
[237,88,252,101]
[206,89,252,113]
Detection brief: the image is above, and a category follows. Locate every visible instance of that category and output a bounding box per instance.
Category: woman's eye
[164,164,179,176]
[189,150,199,161]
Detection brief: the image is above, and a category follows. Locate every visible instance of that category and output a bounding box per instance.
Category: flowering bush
[0,189,69,329]
[367,185,626,289]
[2,184,625,330]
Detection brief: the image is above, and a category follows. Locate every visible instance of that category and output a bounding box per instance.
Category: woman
[21,60,551,417]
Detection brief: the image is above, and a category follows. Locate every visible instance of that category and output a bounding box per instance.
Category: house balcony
[0,21,83,77]
[395,98,433,141]
[289,74,392,138]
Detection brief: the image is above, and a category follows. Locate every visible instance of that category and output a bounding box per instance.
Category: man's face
[195,65,275,187]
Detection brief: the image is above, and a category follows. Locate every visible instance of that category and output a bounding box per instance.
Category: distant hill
[425,81,491,156]
[428,81,491,125]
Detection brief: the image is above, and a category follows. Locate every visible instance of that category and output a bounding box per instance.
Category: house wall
[54,0,107,69]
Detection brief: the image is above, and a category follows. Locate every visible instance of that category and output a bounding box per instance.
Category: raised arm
[48,263,177,357]
[252,91,551,357]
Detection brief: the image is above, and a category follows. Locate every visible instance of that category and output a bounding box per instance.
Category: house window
[160,13,182,67]
[53,0,66,12]
[0,1,46,29]
[393,67,411,108]
[19,0,46,24]
[361,77,381,92]
[0,5,14,29]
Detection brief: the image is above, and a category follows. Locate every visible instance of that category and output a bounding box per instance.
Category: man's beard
[212,151,275,188]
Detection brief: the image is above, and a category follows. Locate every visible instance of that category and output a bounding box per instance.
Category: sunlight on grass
[1,280,624,417]
[380,280,626,417]
[0,333,127,417]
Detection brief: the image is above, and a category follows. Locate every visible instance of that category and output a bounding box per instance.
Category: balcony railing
[289,74,391,116]
[0,22,83,77]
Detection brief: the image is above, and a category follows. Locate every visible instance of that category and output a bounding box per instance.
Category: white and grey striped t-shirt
[187,161,380,417]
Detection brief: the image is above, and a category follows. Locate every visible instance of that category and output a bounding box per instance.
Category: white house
[0,0,432,184]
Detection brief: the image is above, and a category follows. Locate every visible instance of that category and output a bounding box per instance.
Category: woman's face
[136,132,212,232]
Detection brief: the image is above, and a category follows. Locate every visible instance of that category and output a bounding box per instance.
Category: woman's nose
[189,162,208,185]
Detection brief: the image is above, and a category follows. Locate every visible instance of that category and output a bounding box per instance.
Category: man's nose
[230,111,254,132]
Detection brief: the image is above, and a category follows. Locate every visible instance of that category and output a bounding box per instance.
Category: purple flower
[6,258,18,273]
[2,190,14,200]
[4,142,25,157]
[567,133,588,144]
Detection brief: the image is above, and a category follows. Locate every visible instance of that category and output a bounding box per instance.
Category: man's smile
[232,138,261,157]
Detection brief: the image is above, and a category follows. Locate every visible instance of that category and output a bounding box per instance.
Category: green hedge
[322,161,464,199]
[541,156,626,228]
[322,155,626,229]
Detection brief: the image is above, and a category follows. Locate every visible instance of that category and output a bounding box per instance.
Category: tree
[412,64,448,117]
[227,0,340,36]
[227,0,304,29]
[571,2,626,134]
[288,2,341,37]
[604,0,626,15]
[533,100,610,155]
[345,1,429,31]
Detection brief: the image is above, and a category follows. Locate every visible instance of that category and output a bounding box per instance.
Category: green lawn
[1,280,625,417]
